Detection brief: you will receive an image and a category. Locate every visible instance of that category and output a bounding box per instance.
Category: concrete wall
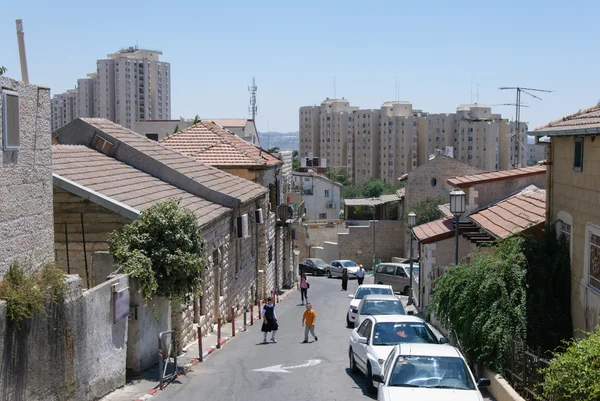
[0,274,129,401]
[315,241,339,263]
[466,173,546,213]
[0,77,54,277]
[549,136,600,335]
[337,220,404,267]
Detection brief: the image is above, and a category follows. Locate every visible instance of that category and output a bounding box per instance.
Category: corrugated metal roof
[343,194,402,207]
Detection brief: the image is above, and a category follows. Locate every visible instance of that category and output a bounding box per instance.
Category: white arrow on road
[252,359,321,373]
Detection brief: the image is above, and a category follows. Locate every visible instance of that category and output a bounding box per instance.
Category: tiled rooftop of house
[79,118,267,202]
[52,145,230,226]
[412,217,455,244]
[161,120,280,167]
[447,165,546,188]
[535,104,600,134]
[469,186,546,239]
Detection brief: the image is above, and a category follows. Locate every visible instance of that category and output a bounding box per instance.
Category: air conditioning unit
[327,203,334,209]
[255,208,264,224]
[236,214,249,238]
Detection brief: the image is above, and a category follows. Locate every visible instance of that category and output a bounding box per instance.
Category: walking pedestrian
[301,303,318,343]
[261,297,278,343]
[356,264,366,286]
[300,273,309,305]
[341,267,348,291]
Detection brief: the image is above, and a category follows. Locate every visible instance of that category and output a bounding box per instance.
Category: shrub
[541,328,600,401]
[409,196,445,225]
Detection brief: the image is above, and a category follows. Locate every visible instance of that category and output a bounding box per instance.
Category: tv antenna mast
[498,86,552,168]
[248,77,258,120]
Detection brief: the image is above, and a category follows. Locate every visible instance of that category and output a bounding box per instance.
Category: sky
[1,0,599,133]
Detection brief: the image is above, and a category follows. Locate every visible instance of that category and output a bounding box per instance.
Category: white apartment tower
[51,89,77,132]
[51,46,170,131]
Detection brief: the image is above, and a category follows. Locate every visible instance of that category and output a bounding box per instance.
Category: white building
[51,89,77,132]
[293,171,342,221]
[51,46,170,131]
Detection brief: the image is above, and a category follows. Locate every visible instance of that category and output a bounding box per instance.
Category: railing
[504,339,551,401]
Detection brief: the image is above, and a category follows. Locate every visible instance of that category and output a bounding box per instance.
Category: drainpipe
[545,142,552,224]
[254,199,261,304]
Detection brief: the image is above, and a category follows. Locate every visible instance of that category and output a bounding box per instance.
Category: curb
[133,287,297,401]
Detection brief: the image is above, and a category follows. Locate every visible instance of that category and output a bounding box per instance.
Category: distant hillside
[259,131,299,151]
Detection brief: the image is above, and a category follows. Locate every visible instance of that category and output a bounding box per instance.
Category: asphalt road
[153,275,376,401]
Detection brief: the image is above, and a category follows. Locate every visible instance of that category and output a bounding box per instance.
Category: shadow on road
[344,368,376,399]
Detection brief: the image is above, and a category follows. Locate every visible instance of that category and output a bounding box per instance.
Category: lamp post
[407,212,416,305]
[371,206,376,270]
[449,189,466,266]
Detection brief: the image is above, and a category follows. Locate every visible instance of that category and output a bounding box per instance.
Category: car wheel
[349,348,359,373]
[327,270,332,278]
[312,269,317,276]
[403,286,410,296]
[366,363,377,394]
[346,314,353,328]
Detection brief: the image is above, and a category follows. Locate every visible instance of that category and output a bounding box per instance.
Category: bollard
[158,349,164,390]
[244,307,248,331]
[231,307,236,337]
[217,317,222,349]
[257,300,262,319]
[276,289,280,303]
[250,305,254,325]
[198,326,203,362]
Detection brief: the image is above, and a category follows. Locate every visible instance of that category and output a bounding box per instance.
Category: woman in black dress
[261,297,278,343]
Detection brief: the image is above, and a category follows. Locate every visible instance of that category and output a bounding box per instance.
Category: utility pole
[15,19,29,83]
[498,86,552,167]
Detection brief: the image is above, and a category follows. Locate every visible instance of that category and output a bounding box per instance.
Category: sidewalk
[101,288,296,401]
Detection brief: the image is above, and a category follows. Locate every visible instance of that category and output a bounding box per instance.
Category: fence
[504,339,551,401]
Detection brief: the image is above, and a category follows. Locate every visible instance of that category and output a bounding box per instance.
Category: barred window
[589,232,600,291]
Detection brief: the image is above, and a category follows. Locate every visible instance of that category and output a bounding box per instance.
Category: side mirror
[358,336,368,345]
[348,294,354,299]
[372,373,384,383]
[477,378,491,388]
[439,337,449,344]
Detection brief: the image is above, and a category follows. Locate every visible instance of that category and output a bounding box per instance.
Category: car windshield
[342,261,358,267]
[312,259,327,265]
[372,322,438,345]
[388,356,476,390]
[360,300,405,316]
[354,287,393,299]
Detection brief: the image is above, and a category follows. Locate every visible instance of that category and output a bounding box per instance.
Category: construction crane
[498,87,552,167]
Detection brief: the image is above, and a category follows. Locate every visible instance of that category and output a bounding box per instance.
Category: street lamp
[449,189,466,266]
[407,212,416,305]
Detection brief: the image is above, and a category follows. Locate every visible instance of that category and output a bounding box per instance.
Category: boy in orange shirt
[301,303,318,343]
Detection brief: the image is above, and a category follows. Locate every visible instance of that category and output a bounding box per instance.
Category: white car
[355,294,407,328]
[349,315,448,394]
[372,343,490,401]
[328,259,360,278]
[347,284,393,327]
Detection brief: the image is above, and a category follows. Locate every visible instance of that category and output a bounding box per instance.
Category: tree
[292,150,300,171]
[193,114,200,124]
[108,199,207,302]
[267,146,280,154]
[0,66,6,76]
[172,124,179,134]
[326,168,352,186]
[409,196,445,225]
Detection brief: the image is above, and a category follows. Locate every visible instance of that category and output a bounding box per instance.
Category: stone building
[0,76,54,276]
[51,118,270,350]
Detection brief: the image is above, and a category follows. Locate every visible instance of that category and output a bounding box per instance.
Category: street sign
[252,359,321,373]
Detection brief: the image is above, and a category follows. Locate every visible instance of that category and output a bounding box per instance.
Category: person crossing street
[356,265,366,285]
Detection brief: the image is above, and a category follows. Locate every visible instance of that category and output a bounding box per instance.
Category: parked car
[347,284,393,327]
[373,263,419,295]
[349,315,448,394]
[298,258,332,276]
[328,259,360,278]
[372,343,490,400]
[355,294,407,327]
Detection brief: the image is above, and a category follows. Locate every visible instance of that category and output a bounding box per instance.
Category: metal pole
[409,232,414,305]
[64,221,70,274]
[257,300,262,319]
[198,326,203,362]
[372,218,376,270]
[250,305,254,325]
[243,306,247,331]
[454,214,460,266]
[231,307,235,337]
[80,213,90,288]
[217,317,222,349]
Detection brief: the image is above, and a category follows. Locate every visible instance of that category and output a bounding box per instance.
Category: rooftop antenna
[499,86,553,168]
[395,76,399,101]
[15,19,29,83]
[476,84,480,104]
[248,77,258,121]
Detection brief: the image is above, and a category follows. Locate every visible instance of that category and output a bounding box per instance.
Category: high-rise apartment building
[300,99,542,184]
[51,89,77,132]
[51,46,170,131]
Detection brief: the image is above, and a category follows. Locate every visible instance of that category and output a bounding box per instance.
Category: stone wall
[467,173,546,213]
[337,220,404,267]
[0,274,129,401]
[0,77,54,277]
[314,241,339,263]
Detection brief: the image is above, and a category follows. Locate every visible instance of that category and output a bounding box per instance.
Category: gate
[158,330,178,390]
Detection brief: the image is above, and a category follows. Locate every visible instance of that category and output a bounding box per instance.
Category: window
[318,213,327,219]
[2,90,20,150]
[574,137,584,172]
[588,229,600,292]
[324,189,330,198]
[268,245,273,263]
[431,177,437,187]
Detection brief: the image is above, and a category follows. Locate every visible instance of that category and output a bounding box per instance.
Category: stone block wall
[0,77,54,277]
[337,220,404,267]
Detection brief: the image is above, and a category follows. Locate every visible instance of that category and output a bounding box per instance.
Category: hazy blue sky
[1,0,598,133]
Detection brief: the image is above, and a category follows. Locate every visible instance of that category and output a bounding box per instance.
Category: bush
[541,328,600,401]
[108,199,207,302]
[409,196,445,225]
[0,262,67,327]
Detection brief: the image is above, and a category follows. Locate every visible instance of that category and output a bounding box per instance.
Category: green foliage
[108,199,207,302]
[326,168,352,187]
[541,328,600,401]
[0,262,67,327]
[0,66,6,76]
[267,146,280,154]
[409,196,445,225]
[523,225,572,353]
[193,114,200,124]
[292,150,300,171]
[343,178,400,199]
[430,237,527,372]
[173,124,179,134]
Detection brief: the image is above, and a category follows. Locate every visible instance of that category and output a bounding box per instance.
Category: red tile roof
[412,217,455,244]
[469,188,546,239]
[161,121,280,168]
[447,165,546,188]
[52,145,230,226]
[535,104,600,134]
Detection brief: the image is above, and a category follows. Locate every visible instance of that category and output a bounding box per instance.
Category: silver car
[373,263,418,295]
[328,259,360,279]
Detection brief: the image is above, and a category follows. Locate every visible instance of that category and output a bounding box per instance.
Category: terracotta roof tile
[447,165,546,188]
[535,104,600,133]
[52,145,230,227]
[412,217,455,244]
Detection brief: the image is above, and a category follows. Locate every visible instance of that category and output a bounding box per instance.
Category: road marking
[252,359,321,373]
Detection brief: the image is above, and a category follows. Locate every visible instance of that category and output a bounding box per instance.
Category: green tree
[108,199,207,302]
[267,146,280,154]
[430,237,527,373]
[541,328,600,401]
[193,114,200,124]
[0,66,6,76]
[172,124,179,134]
[292,150,300,171]
[408,196,445,225]
[326,168,352,186]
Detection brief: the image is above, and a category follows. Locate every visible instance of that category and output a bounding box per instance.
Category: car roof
[360,294,401,301]
[331,259,356,263]
[366,315,426,324]
[357,284,392,290]
[394,343,462,358]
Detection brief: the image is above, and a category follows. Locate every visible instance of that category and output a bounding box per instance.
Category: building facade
[293,171,342,221]
[51,46,170,131]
